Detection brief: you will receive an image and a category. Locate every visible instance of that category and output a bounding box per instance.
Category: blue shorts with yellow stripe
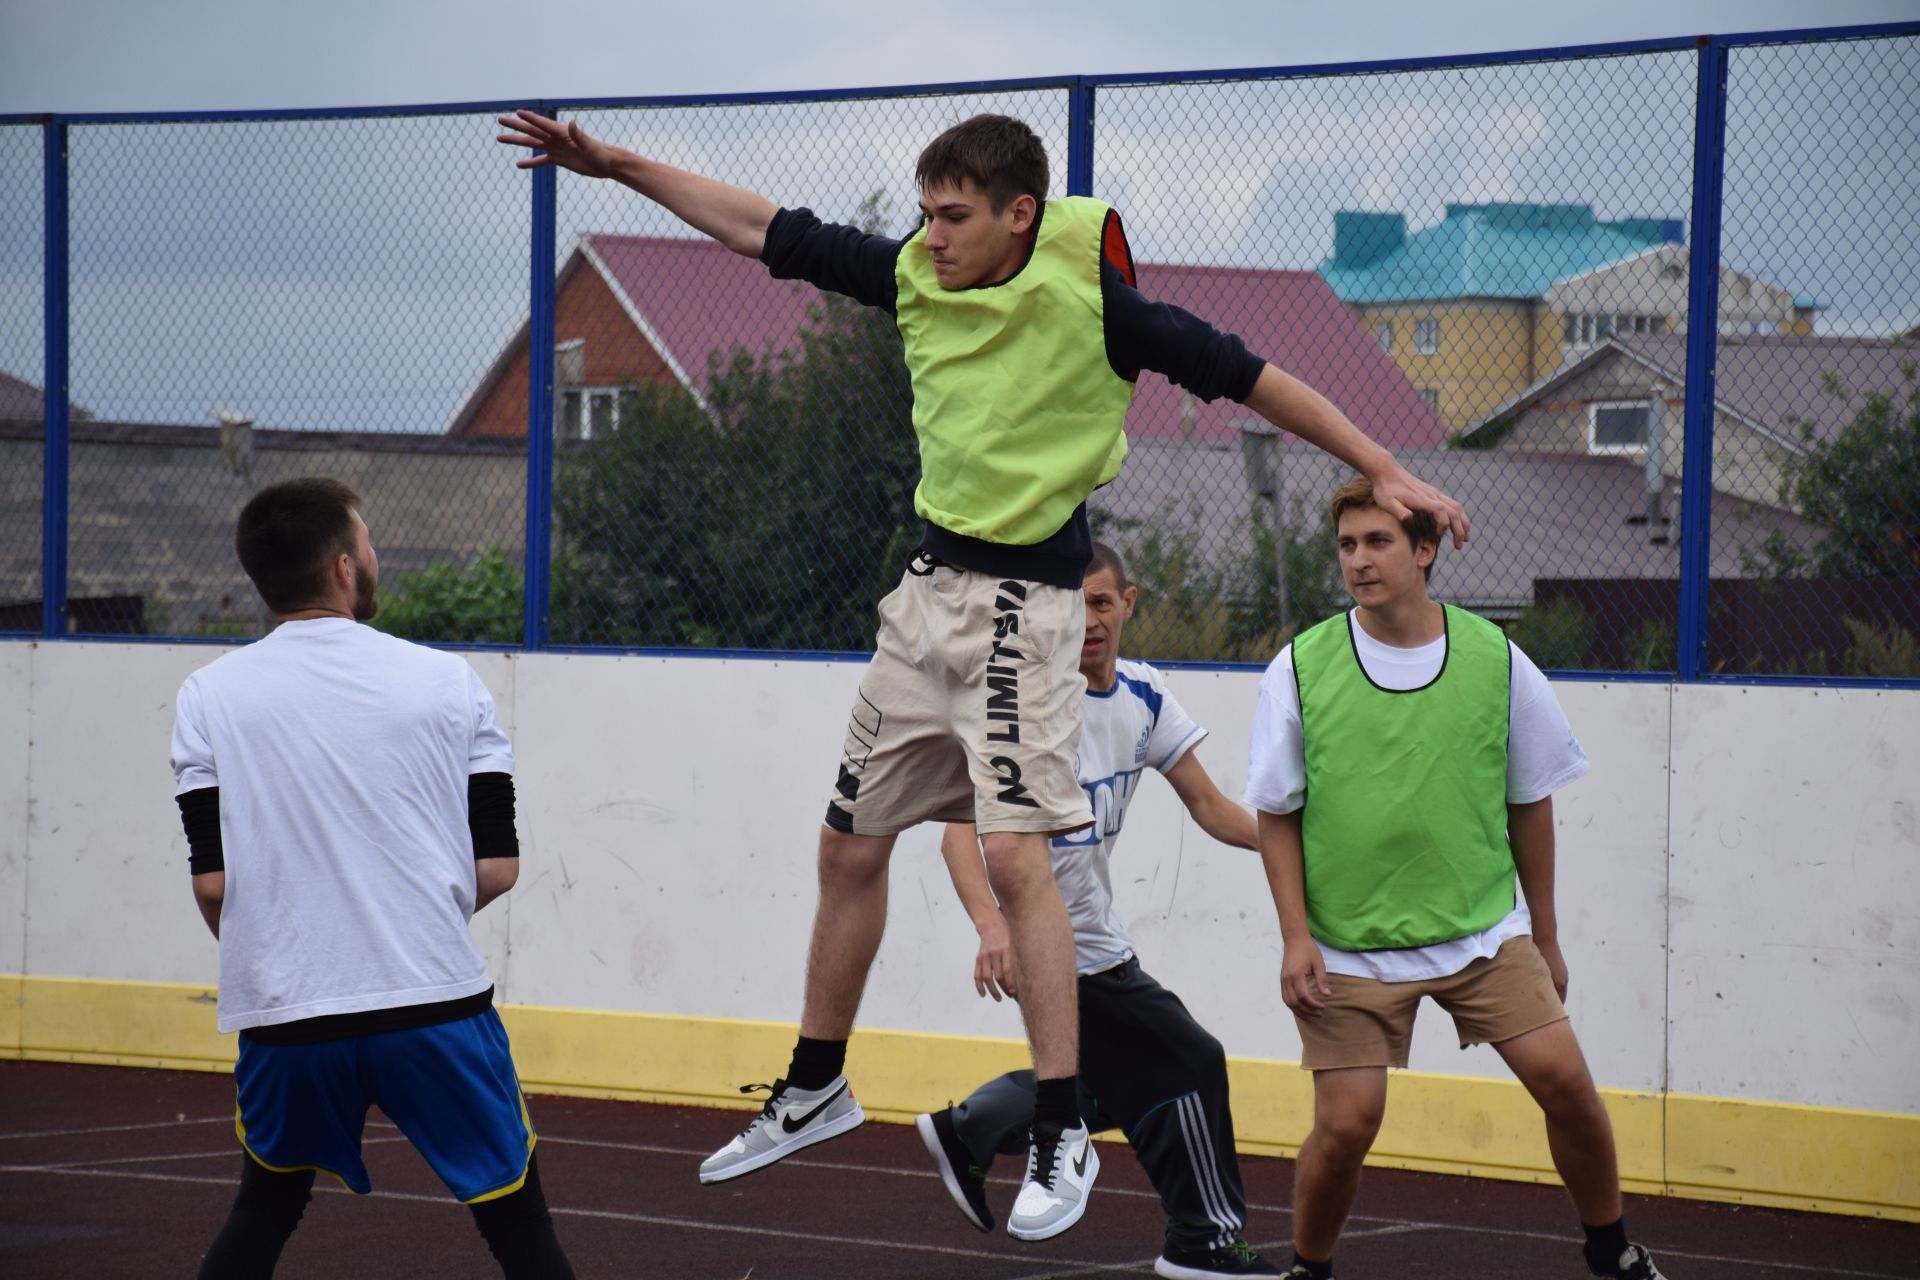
[234,1007,534,1204]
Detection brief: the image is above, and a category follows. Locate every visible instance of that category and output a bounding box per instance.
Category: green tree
[1751,363,1920,579]
[551,198,919,650]
[1096,495,1346,662]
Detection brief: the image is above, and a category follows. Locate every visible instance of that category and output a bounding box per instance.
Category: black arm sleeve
[468,771,519,861]
[760,207,904,313]
[1101,263,1266,403]
[177,787,223,876]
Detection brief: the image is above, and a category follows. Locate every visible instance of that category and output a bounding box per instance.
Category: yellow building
[1320,205,1816,436]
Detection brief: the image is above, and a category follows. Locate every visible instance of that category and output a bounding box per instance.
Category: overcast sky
[2,0,1915,114]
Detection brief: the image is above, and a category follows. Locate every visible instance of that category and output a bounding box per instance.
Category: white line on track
[0,1115,233,1141]
[2,1128,1913,1279]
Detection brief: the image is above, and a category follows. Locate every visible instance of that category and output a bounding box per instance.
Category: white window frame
[1375,320,1394,354]
[1588,400,1652,455]
[1418,386,1440,412]
[1414,317,1440,355]
[562,386,623,440]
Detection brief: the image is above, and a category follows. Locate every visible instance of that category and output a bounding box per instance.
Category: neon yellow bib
[1293,606,1515,951]
[894,197,1137,545]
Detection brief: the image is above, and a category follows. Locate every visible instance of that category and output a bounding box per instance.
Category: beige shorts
[825,556,1092,838]
[1295,935,1568,1071]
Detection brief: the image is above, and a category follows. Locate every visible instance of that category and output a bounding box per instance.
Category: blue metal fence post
[42,118,69,640]
[523,118,558,651]
[1676,38,1730,681]
[1066,78,1094,197]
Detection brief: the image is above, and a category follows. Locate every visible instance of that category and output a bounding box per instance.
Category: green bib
[1293,605,1515,951]
[894,197,1137,545]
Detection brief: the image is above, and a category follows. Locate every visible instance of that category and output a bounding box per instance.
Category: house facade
[1319,204,1816,436]
[1472,332,1919,515]
[448,233,1450,451]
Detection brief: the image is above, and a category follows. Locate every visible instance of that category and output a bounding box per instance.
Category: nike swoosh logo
[782,1083,848,1133]
[1072,1143,1089,1178]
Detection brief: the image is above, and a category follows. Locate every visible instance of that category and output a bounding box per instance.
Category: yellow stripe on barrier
[5,974,1914,1222]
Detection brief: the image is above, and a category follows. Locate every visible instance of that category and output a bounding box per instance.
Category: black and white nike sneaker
[696,1075,865,1184]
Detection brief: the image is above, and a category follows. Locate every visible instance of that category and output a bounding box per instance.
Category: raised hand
[495,109,616,179]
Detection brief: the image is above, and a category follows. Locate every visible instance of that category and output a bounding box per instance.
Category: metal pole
[42,119,69,639]
[523,111,558,651]
[1066,78,1094,198]
[1676,37,1730,680]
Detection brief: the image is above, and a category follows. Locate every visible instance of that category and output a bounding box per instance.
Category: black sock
[197,1155,315,1279]
[469,1153,576,1280]
[1582,1217,1630,1275]
[1289,1253,1335,1280]
[1032,1075,1080,1132]
[786,1035,847,1090]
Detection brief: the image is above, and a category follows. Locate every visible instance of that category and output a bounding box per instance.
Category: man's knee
[978,831,1054,903]
[1311,1083,1386,1160]
[817,828,892,887]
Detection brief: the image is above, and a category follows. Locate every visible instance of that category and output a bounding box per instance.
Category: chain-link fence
[6,23,1916,680]
[1,123,44,635]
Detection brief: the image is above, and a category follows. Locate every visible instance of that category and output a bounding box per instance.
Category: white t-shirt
[1051,658,1207,974]
[1243,609,1589,982]
[171,618,512,1032]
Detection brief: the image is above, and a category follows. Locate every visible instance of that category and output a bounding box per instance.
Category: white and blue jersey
[1052,658,1206,974]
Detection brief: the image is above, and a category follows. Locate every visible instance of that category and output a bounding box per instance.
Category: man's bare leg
[697,826,894,1183]
[1494,1021,1622,1224]
[798,827,897,1040]
[979,829,1077,1076]
[1293,1066,1388,1264]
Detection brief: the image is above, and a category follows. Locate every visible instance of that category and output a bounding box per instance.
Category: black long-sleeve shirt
[760,206,1268,585]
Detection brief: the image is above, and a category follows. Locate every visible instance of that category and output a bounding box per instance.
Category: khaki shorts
[825,556,1092,838]
[1295,935,1568,1071]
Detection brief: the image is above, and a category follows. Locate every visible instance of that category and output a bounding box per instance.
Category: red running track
[1,1061,1914,1279]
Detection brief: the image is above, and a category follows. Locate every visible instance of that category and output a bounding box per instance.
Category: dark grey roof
[1486,333,1919,452]
[0,369,89,422]
[1094,439,1817,610]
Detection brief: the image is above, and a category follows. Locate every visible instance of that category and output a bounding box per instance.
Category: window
[1418,387,1440,411]
[1589,402,1651,453]
[1376,321,1394,354]
[1415,318,1439,354]
[558,387,622,440]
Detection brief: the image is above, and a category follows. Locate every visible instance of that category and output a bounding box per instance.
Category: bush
[1507,598,1592,670]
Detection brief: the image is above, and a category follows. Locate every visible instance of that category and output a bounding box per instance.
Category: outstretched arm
[1257,808,1330,1019]
[1162,751,1257,850]
[938,822,1017,1001]
[496,110,778,258]
[1243,363,1470,547]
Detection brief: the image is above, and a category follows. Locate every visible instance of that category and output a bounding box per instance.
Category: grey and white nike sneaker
[696,1076,865,1184]
[1006,1120,1100,1241]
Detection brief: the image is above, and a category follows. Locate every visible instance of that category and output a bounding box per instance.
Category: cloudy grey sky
[0,0,1913,430]
[2,0,1915,114]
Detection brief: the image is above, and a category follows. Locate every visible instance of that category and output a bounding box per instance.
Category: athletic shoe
[1280,1268,1334,1280]
[915,1109,993,1232]
[696,1075,864,1184]
[1006,1121,1099,1241]
[1155,1240,1282,1277]
[1614,1243,1669,1279]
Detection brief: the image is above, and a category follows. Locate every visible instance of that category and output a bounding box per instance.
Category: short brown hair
[235,476,362,612]
[915,114,1049,214]
[1328,475,1440,582]
[1087,541,1129,590]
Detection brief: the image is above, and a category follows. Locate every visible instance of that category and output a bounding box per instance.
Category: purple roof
[581,234,1448,449]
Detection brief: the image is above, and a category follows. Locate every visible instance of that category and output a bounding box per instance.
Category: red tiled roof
[580,234,1449,449]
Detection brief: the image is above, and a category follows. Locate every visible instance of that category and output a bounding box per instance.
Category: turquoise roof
[1319,203,1683,304]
